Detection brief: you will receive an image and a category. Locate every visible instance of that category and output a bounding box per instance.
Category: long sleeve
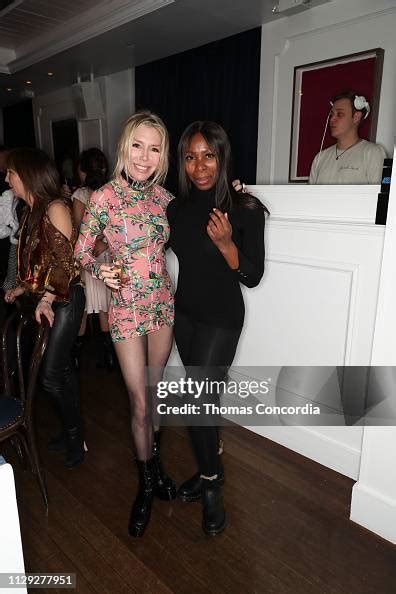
[3,242,17,290]
[74,187,109,279]
[233,206,265,288]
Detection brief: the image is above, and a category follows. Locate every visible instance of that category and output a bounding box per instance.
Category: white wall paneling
[254,0,396,542]
[237,185,384,368]
[235,185,384,479]
[349,144,396,543]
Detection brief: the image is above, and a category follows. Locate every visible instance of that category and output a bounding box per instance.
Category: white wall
[239,184,384,480]
[32,68,134,166]
[257,0,396,183]
[348,143,396,544]
[101,68,135,168]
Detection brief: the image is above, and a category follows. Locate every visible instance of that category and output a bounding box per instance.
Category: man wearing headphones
[309,90,386,184]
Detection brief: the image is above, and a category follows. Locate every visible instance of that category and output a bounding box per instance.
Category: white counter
[0,459,26,594]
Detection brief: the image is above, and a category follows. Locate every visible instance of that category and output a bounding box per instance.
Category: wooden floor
[4,338,396,594]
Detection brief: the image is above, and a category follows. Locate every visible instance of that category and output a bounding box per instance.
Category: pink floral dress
[74,179,175,341]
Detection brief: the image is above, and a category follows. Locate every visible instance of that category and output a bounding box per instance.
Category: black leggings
[174,309,241,477]
[40,284,85,432]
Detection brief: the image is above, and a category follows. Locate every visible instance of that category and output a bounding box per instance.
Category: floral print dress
[74,179,175,341]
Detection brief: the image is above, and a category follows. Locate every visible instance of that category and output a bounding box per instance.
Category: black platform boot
[201,479,227,536]
[96,331,115,371]
[129,458,156,537]
[177,439,224,502]
[177,461,224,502]
[153,431,177,500]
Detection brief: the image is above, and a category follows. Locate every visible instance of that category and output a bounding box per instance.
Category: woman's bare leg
[114,336,153,460]
[147,325,173,432]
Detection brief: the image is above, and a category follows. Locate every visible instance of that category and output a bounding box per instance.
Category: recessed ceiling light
[26,80,32,84]
[47,72,54,77]
[6,87,12,92]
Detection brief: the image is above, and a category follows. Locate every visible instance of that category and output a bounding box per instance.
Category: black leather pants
[40,284,85,432]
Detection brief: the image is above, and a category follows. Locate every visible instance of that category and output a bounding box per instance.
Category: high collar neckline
[189,184,216,203]
[121,169,150,191]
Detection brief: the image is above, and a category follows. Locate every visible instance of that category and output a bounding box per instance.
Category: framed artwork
[289,48,384,182]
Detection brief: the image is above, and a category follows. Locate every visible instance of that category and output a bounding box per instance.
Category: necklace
[121,169,149,190]
[335,139,361,160]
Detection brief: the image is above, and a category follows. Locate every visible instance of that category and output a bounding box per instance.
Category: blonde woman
[75,112,175,536]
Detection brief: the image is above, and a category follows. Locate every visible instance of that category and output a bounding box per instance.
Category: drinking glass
[111,259,129,307]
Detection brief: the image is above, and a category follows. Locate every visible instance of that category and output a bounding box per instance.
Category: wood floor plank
[14,467,172,594]
[2,339,396,594]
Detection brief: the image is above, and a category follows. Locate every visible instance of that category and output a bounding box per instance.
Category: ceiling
[0,0,330,107]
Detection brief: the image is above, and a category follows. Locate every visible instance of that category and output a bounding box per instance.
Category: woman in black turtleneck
[167,121,267,535]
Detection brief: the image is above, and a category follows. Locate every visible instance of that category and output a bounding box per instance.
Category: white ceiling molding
[1,0,174,73]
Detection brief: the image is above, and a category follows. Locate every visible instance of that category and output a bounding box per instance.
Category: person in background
[75,112,176,537]
[71,148,114,371]
[0,146,11,290]
[167,121,267,535]
[4,148,86,468]
[309,90,386,184]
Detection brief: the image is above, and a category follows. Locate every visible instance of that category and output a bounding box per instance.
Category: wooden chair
[0,308,50,508]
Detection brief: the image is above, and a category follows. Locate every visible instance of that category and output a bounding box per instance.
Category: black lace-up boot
[128,457,156,537]
[152,431,176,500]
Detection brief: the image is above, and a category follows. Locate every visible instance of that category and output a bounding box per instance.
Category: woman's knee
[40,359,69,394]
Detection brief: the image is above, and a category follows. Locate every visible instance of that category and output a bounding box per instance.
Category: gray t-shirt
[309,139,386,184]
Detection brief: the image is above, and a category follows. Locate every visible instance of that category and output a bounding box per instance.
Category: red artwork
[289,49,384,182]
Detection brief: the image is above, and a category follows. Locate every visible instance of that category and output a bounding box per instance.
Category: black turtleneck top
[167,187,265,329]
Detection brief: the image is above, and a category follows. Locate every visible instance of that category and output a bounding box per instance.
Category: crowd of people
[0,86,387,538]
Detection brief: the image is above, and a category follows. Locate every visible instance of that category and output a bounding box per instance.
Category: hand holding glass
[111,260,129,306]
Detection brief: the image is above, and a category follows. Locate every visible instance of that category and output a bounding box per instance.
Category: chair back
[1,309,50,412]
[0,307,50,508]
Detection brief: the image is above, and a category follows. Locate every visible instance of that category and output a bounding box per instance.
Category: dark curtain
[135,27,261,193]
[3,100,36,149]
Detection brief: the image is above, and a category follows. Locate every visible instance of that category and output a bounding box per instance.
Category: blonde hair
[113,111,169,186]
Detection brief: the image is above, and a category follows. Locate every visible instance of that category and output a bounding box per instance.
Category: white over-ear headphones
[353,95,370,119]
